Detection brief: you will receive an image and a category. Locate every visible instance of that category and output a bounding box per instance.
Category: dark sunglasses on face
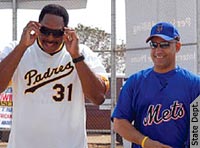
[40,26,64,38]
[149,41,176,49]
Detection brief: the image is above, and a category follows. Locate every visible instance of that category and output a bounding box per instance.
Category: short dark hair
[39,4,69,26]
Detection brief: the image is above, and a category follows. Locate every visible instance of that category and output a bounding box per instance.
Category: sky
[0,0,126,48]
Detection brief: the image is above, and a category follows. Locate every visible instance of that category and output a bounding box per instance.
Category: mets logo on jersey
[143,101,185,126]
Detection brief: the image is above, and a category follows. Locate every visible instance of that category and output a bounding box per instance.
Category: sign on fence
[0,86,12,129]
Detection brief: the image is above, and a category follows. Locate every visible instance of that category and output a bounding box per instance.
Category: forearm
[0,44,27,92]
[113,118,145,145]
[113,118,172,148]
[74,60,106,105]
[63,28,107,105]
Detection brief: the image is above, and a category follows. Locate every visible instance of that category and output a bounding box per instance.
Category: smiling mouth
[155,56,164,58]
[37,38,64,53]
[43,41,58,47]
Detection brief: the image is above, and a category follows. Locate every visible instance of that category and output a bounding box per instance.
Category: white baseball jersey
[0,41,107,148]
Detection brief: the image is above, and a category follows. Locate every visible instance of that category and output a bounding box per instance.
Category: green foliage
[75,23,125,73]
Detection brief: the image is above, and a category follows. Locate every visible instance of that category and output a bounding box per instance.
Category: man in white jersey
[0,4,109,148]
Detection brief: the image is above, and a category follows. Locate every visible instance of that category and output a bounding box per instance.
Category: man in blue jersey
[112,22,200,148]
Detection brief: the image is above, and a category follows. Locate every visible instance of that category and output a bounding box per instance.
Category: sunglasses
[149,41,176,49]
[40,26,64,38]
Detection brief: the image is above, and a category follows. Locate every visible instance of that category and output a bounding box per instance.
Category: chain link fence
[86,76,125,148]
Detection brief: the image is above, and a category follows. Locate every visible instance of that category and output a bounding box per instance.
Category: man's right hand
[19,21,41,49]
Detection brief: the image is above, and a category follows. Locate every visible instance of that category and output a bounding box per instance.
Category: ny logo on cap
[156,24,163,33]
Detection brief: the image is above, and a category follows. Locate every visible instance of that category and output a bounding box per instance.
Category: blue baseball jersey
[112,66,200,148]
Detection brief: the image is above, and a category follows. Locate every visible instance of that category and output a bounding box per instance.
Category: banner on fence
[0,86,12,129]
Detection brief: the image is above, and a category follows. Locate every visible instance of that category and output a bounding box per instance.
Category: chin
[45,48,60,54]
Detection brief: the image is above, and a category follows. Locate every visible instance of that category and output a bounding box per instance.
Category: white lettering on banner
[131,55,152,64]
[170,17,191,28]
[176,53,195,62]
[132,21,155,35]
[131,55,147,63]
[130,53,195,64]
[132,17,192,35]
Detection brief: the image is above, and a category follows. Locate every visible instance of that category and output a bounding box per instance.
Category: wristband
[72,55,85,63]
[141,136,148,148]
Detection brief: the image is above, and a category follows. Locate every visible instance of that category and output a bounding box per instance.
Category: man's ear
[176,42,181,52]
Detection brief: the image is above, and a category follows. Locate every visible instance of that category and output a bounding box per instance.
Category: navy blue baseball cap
[146,22,180,43]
